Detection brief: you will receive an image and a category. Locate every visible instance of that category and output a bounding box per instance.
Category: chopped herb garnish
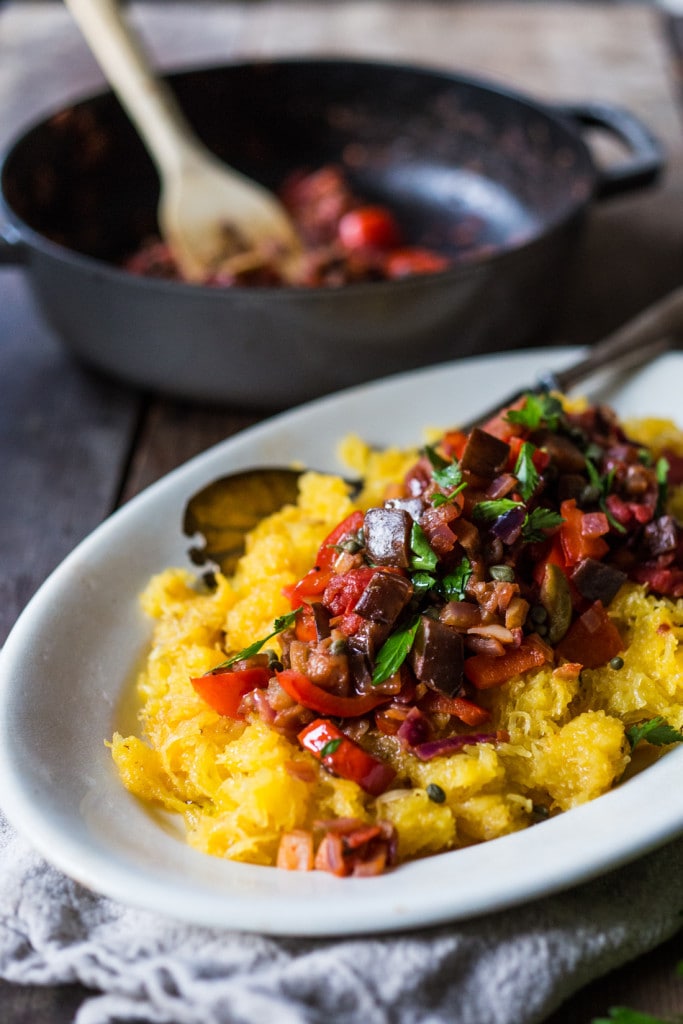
[592,1009,678,1023]
[521,507,564,543]
[209,607,302,672]
[514,441,541,501]
[656,456,670,516]
[473,499,563,544]
[372,615,421,686]
[425,444,467,504]
[627,716,683,749]
[505,391,564,431]
[473,498,522,522]
[320,738,343,757]
[411,571,438,596]
[490,564,515,583]
[585,457,627,534]
[410,521,439,572]
[441,557,473,601]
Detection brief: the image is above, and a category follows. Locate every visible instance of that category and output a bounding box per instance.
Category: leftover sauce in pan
[123,165,452,287]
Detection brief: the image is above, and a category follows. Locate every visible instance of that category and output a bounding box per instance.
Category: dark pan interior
[2,60,594,266]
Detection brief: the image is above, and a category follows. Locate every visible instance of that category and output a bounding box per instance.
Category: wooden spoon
[64,0,302,282]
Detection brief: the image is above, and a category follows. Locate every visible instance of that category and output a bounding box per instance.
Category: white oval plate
[2,349,683,937]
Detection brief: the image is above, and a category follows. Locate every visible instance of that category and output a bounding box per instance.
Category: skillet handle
[0,222,28,266]
[554,101,664,199]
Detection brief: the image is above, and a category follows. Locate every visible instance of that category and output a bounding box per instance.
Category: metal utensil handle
[463,287,683,432]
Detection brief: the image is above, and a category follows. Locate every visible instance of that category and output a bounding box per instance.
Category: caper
[426,783,446,804]
[530,604,547,623]
[490,564,515,582]
[584,443,604,463]
[580,484,602,506]
[265,649,283,672]
[609,656,625,671]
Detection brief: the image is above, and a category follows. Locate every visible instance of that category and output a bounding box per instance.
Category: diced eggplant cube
[364,507,413,567]
[409,616,464,696]
[570,557,627,605]
[460,428,510,479]
[644,515,678,557]
[354,572,413,626]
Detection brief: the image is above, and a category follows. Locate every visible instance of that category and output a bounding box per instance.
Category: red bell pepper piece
[191,666,271,719]
[287,566,334,605]
[338,206,402,251]
[276,669,389,718]
[555,600,623,668]
[276,830,314,871]
[385,247,449,277]
[559,499,609,566]
[298,718,396,795]
[316,510,365,571]
[419,690,491,726]
[285,511,366,608]
[463,641,548,690]
[294,603,318,643]
[323,566,377,617]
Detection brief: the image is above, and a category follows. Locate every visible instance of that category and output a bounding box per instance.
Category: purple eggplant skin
[460,428,510,480]
[364,507,414,568]
[410,616,464,697]
[354,571,414,626]
[570,557,627,605]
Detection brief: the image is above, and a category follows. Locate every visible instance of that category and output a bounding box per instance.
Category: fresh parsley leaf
[424,444,450,473]
[210,607,302,672]
[411,571,438,596]
[656,456,670,516]
[425,445,467,503]
[320,738,342,758]
[514,441,540,501]
[372,616,421,685]
[473,498,523,522]
[410,521,439,572]
[585,456,627,534]
[626,716,683,749]
[441,557,473,602]
[505,392,564,431]
[591,1010,674,1023]
[522,507,564,542]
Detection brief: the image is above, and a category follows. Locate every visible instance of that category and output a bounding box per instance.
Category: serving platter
[1,347,682,937]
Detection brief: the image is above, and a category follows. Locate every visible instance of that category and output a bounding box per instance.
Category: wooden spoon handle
[462,287,683,432]
[64,0,200,175]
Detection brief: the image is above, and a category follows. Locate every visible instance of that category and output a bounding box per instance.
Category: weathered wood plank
[0,270,142,644]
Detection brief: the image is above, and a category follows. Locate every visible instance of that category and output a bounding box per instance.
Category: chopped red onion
[413,731,503,760]
[491,505,526,544]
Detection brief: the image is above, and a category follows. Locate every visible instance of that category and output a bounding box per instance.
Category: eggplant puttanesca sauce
[124,165,451,287]
[190,393,683,876]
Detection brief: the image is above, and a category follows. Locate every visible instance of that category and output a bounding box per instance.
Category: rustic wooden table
[2,2,683,1021]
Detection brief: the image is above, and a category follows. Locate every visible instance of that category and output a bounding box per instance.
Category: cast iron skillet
[0,59,663,408]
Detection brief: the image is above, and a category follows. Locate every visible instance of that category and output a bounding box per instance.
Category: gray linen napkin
[1,810,681,1024]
